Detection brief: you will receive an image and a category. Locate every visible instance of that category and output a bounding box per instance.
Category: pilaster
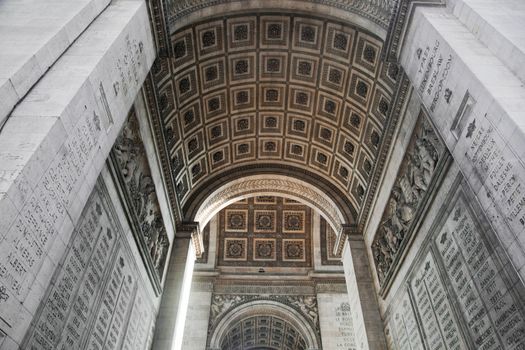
[152,230,196,350]
[341,226,386,350]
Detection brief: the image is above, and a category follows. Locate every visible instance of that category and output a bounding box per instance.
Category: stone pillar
[152,224,201,350]
[341,226,386,350]
[182,280,213,349]
[317,285,357,349]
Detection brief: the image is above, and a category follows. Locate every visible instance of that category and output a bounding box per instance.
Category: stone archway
[208,299,321,350]
[193,174,348,237]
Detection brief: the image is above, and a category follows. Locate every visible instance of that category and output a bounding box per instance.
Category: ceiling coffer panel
[156,13,399,219]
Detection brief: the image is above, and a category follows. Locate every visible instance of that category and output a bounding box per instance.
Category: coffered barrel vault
[3,0,525,350]
[150,13,401,224]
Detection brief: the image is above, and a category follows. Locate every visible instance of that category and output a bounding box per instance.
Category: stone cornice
[334,224,361,256]
[178,221,204,258]
[382,0,445,62]
[167,0,393,32]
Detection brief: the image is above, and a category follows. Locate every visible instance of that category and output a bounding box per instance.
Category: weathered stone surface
[0,0,155,345]
[318,294,357,350]
[111,109,170,292]
[21,177,156,350]
[343,235,386,350]
[401,9,525,276]
[181,281,213,350]
[0,0,111,126]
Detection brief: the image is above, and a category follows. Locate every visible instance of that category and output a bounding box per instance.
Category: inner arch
[208,300,321,350]
[193,174,346,235]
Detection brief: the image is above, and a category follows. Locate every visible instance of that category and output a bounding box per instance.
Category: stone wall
[364,1,525,348]
[20,168,159,350]
[380,167,525,349]
[318,293,357,350]
[181,280,352,349]
[400,4,525,284]
[0,0,111,126]
[0,1,158,348]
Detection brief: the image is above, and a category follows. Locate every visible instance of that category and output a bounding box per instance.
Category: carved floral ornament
[194,175,346,235]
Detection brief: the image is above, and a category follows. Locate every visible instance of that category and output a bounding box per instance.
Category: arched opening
[148,6,400,350]
[208,300,321,350]
[192,174,348,235]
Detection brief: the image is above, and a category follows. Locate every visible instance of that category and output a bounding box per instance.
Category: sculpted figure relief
[208,293,320,335]
[288,296,319,327]
[113,110,170,280]
[373,115,444,285]
[210,294,248,321]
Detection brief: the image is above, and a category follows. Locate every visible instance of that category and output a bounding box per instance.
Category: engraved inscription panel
[414,40,453,113]
[385,181,525,350]
[435,194,525,350]
[464,117,525,237]
[388,291,425,350]
[21,179,156,350]
[410,253,465,350]
[334,302,357,350]
[0,110,103,335]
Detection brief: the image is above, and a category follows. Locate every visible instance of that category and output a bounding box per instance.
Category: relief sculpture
[208,293,321,342]
[372,111,447,293]
[111,109,170,294]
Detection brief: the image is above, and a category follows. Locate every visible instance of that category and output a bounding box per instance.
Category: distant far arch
[208,299,321,350]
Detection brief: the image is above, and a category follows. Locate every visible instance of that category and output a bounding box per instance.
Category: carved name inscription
[415,40,453,112]
[113,35,145,98]
[410,253,465,350]
[334,302,356,350]
[465,117,525,235]
[0,108,102,333]
[389,291,425,350]
[21,180,155,350]
[435,195,525,349]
